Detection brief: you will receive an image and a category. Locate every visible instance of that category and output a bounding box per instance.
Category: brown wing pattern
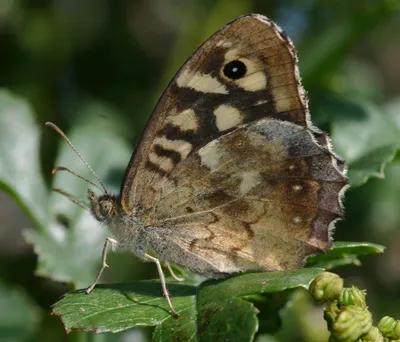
[143,119,347,274]
[120,14,333,213]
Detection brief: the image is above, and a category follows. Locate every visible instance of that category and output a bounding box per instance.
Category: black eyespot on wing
[223,60,247,80]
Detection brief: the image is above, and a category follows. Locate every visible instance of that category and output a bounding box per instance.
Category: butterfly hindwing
[121,14,315,213]
[139,118,346,275]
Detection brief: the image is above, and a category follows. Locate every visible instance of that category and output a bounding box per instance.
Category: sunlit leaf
[52,268,324,341]
[327,98,400,187]
[0,89,48,229]
[25,102,132,288]
[305,242,385,269]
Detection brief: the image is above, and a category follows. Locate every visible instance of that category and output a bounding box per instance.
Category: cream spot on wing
[235,58,266,91]
[217,40,233,48]
[213,105,243,131]
[288,164,296,170]
[274,96,294,112]
[239,172,261,196]
[292,184,302,192]
[198,140,220,171]
[271,81,299,113]
[176,69,228,94]
[224,48,240,61]
[237,70,267,91]
[292,216,302,224]
[153,136,193,160]
[167,108,199,132]
[149,152,174,172]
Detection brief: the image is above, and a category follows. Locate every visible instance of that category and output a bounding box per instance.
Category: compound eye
[99,201,112,217]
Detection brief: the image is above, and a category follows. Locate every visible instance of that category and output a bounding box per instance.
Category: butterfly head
[88,189,118,223]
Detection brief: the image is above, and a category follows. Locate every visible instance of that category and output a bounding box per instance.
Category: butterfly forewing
[121,14,314,213]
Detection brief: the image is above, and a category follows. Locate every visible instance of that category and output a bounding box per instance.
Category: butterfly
[49,13,348,317]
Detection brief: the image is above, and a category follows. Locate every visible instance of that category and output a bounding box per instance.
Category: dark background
[0,0,399,341]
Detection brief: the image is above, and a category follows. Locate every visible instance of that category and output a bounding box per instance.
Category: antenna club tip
[51,168,57,175]
[45,122,59,130]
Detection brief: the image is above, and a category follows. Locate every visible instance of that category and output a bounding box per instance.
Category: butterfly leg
[165,262,185,282]
[86,237,118,294]
[145,254,179,317]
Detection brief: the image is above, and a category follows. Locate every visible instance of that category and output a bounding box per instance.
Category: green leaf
[0,281,40,342]
[347,145,400,187]
[0,89,48,229]
[52,268,324,341]
[195,269,323,341]
[305,242,385,269]
[329,99,400,187]
[25,101,132,288]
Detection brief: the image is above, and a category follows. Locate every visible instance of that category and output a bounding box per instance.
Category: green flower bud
[339,286,367,308]
[378,316,400,339]
[310,272,343,301]
[325,302,341,330]
[330,305,372,342]
[361,326,384,342]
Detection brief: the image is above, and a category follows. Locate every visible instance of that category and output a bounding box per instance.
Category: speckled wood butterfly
[49,14,348,317]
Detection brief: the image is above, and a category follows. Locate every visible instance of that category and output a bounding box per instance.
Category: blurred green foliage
[0,0,400,341]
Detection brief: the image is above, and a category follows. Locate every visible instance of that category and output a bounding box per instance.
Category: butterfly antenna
[45,122,108,194]
[52,187,90,211]
[52,166,105,193]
